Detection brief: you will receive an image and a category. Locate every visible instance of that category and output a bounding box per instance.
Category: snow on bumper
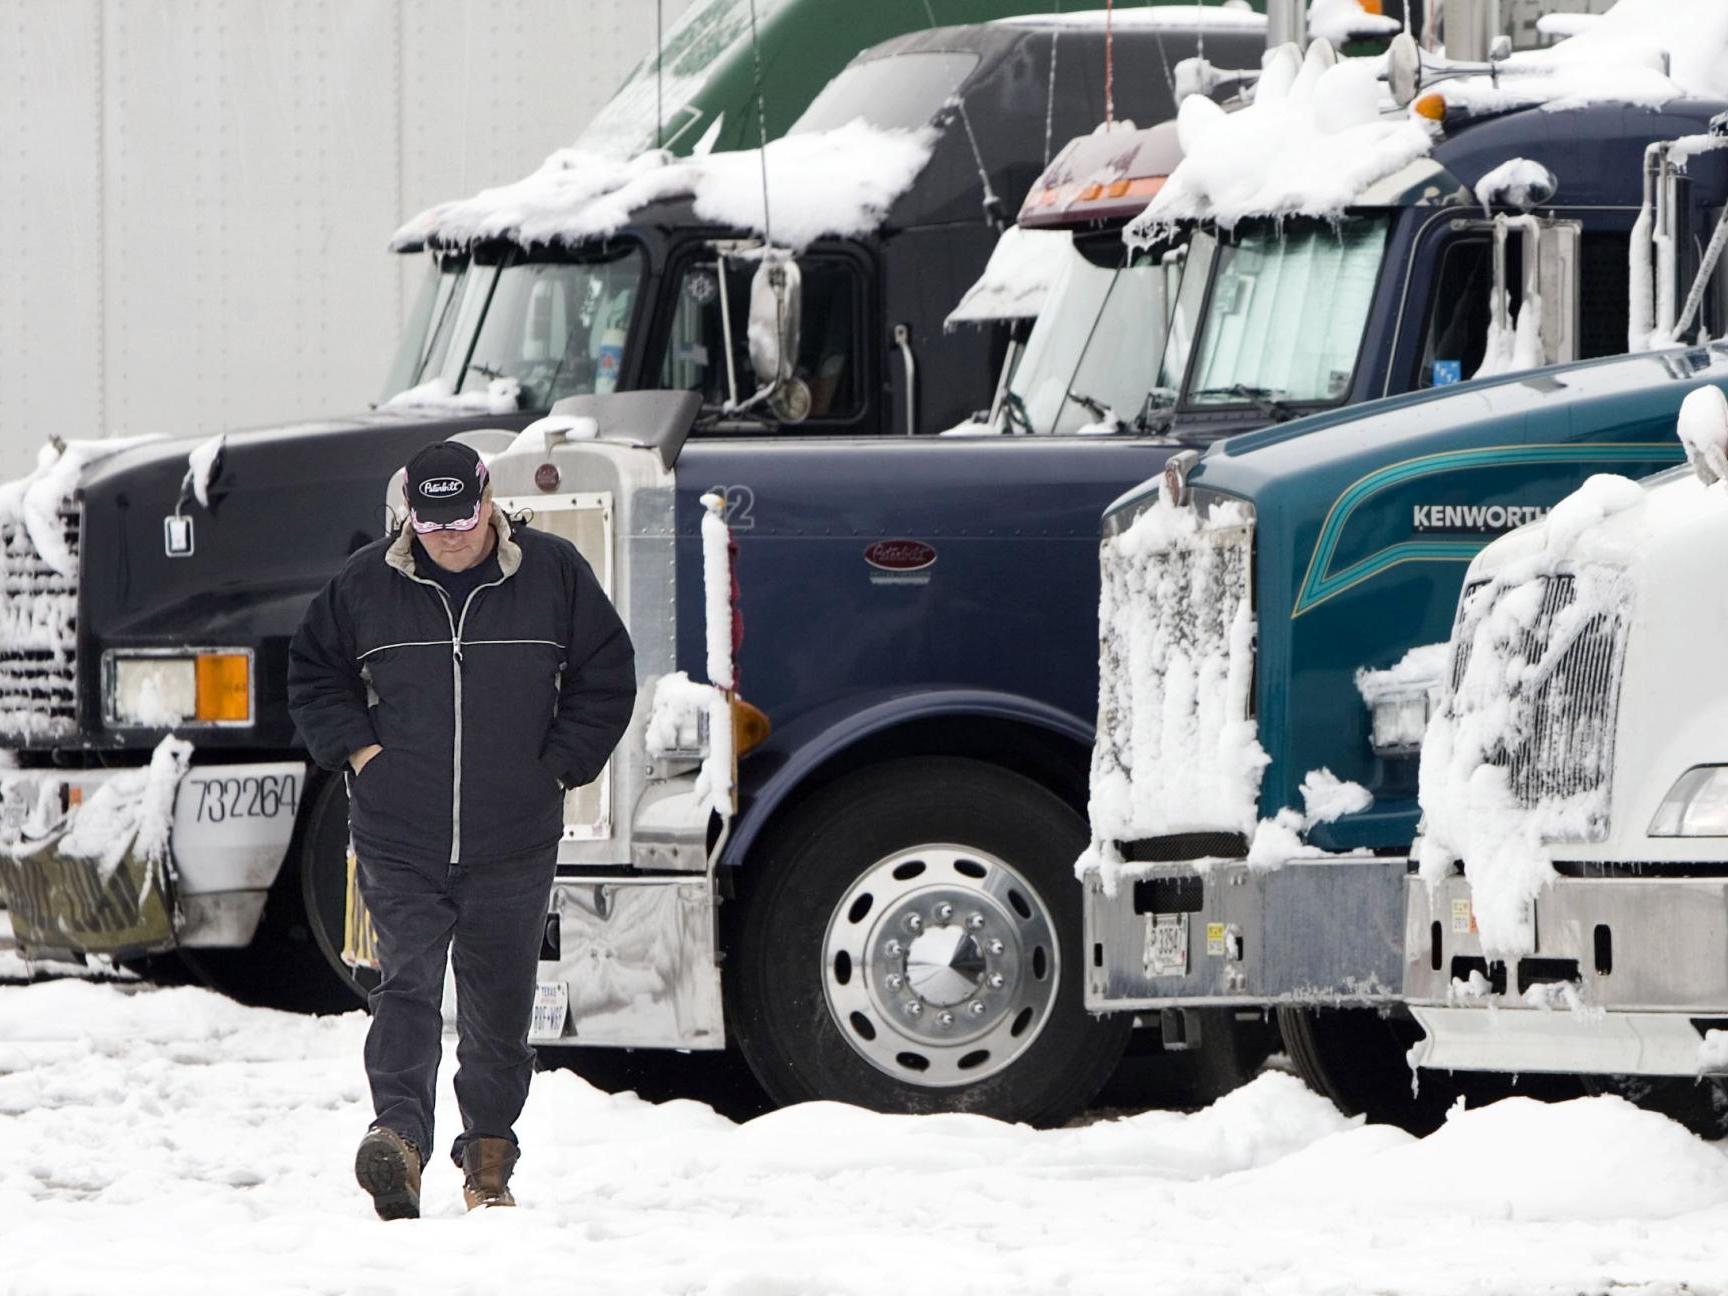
[0,758,306,960]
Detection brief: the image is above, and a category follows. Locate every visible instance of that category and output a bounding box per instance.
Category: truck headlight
[1368,695,1433,754]
[1649,766,1728,836]
[1356,644,1449,757]
[105,650,252,727]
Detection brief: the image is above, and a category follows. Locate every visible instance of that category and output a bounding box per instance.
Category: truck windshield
[575,0,795,154]
[383,245,646,411]
[789,51,980,134]
[1005,238,1191,435]
[1182,215,1389,409]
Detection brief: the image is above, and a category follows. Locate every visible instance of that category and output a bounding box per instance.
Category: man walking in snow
[287,439,635,1219]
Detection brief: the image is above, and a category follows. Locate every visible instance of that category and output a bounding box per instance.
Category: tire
[1582,1074,1728,1138]
[1095,1009,1280,1111]
[727,757,1132,1127]
[535,1045,773,1123]
[1280,1006,1584,1135]
[181,772,374,1014]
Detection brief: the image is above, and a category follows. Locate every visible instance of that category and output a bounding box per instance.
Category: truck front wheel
[1279,1006,1584,1134]
[728,757,1131,1126]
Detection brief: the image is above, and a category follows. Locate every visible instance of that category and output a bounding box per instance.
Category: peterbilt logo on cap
[419,477,465,498]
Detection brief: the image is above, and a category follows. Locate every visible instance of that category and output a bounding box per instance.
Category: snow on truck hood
[1126,40,1435,235]
[1126,0,1727,236]
[390,119,937,254]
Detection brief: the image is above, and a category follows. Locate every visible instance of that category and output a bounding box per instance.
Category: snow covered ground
[3,980,1728,1294]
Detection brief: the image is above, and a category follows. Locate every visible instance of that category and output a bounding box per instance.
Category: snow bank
[393,120,937,255]
[1214,1092,1728,1222]
[8,982,1728,1290]
[945,228,1072,329]
[1127,41,1433,235]
[382,375,522,415]
[1417,474,1650,954]
[1436,0,1728,114]
[1084,486,1266,889]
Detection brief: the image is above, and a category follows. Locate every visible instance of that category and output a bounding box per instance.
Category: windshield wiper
[1190,384,1297,422]
[1001,389,1034,435]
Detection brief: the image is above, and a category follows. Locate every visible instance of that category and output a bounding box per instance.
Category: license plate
[529,980,570,1041]
[1144,914,1188,977]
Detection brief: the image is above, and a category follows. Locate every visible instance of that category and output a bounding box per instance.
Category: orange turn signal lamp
[732,697,771,758]
[195,652,251,722]
[1412,92,1447,123]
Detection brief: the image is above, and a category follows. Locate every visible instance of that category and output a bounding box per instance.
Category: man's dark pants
[356,842,556,1168]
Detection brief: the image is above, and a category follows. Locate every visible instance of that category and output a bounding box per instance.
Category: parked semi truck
[1077,52,1728,1125]
[952,27,1727,452]
[0,16,1265,1126]
[1407,381,1728,1134]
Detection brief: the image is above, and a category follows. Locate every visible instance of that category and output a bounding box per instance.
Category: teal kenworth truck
[1079,336,1728,1131]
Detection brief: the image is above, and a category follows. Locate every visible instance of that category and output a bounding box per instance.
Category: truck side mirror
[1678,385,1728,486]
[748,253,803,393]
[1481,215,1580,376]
[1386,33,1421,107]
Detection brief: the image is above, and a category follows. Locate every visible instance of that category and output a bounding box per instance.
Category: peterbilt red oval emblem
[535,462,561,492]
[864,539,937,572]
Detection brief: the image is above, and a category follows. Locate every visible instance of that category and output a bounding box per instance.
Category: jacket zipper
[449,574,510,864]
[398,568,506,865]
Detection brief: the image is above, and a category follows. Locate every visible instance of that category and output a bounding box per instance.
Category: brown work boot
[354,1126,422,1221]
[460,1137,519,1210]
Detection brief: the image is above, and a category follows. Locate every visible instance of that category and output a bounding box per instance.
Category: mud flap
[0,843,177,959]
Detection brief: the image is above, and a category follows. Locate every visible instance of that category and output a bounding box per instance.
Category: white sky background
[3,975,1728,1294]
[0,0,693,480]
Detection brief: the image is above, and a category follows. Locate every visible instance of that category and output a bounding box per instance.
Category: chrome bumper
[0,760,305,961]
[531,874,725,1051]
[1082,858,1410,1011]
[1405,872,1728,1076]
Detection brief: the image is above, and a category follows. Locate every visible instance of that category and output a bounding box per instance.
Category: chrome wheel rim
[821,843,1059,1088]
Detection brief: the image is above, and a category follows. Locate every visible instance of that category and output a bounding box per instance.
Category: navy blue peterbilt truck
[0,18,1265,1126]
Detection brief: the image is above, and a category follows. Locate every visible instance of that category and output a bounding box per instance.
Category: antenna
[1104,0,1115,127]
[747,0,773,244]
[656,0,664,150]
[919,0,1001,225]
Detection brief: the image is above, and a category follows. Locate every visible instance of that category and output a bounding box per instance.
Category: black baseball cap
[405,441,488,527]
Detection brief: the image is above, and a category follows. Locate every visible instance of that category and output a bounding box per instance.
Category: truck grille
[1449,572,1626,837]
[1091,498,1259,845]
[0,508,80,739]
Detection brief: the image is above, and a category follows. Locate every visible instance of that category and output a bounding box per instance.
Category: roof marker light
[1412,92,1446,122]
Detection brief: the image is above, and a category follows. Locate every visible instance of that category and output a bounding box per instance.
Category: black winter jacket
[287,511,636,862]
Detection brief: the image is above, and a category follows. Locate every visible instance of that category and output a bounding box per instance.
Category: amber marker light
[1413,92,1447,122]
[732,698,771,758]
[194,652,251,722]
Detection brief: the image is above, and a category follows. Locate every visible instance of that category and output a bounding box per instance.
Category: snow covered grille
[0,508,80,739]
[1091,501,1260,845]
[1452,574,1626,836]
